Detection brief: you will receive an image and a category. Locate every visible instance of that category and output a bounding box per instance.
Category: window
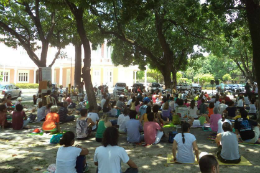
[18,70,29,83]
[0,71,9,83]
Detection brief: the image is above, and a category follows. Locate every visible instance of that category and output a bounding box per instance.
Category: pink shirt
[152,95,157,103]
[144,122,161,144]
[197,100,202,108]
[210,114,222,132]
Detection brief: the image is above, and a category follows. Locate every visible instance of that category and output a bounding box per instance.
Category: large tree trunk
[160,62,172,88]
[171,68,177,89]
[74,43,82,88]
[66,3,97,109]
[244,0,260,120]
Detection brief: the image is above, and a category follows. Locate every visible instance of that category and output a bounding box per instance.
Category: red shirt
[12,111,26,130]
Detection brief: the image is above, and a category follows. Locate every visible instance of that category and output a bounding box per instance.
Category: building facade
[0,40,139,88]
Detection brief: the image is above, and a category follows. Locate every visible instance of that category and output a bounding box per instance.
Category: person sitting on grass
[125,111,143,143]
[96,114,112,142]
[0,104,7,130]
[188,100,199,119]
[248,99,257,119]
[56,131,89,173]
[138,100,148,118]
[140,106,152,125]
[36,101,46,122]
[117,108,130,133]
[224,101,237,119]
[199,155,219,173]
[87,106,100,131]
[45,103,53,116]
[210,107,222,133]
[208,102,214,118]
[94,127,138,173]
[15,97,22,106]
[235,110,260,144]
[102,98,111,115]
[218,100,227,115]
[76,109,95,140]
[236,96,244,109]
[217,113,231,134]
[172,122,199,163]
[215,122,241,163]
[144,112,163,145]
[199,99,208,114]
[58,102,75,123]
[36,94,42,105]
[6,95,13,107]
[153,105,164,126]
[12,104,30,130]
[42,106,60,133]
[77,98,85,111]
[161,102,173,121]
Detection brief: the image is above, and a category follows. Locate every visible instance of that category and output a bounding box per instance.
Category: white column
[134,71,137,83]
[52,67,55,84]
[14,67,17,84]
[59,67,63,86]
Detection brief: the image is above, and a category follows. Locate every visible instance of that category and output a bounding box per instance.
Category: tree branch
[46,12,56,41]
[48,47,61,67]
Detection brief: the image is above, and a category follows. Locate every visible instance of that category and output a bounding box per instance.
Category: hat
[17,97,22,101]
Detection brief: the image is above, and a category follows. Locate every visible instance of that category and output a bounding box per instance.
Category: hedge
[15,83,39,89]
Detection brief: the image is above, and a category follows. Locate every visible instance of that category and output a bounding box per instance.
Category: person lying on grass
[55,131,89,173]
[172,122,199,163]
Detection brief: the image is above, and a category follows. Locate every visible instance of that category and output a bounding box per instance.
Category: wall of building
[10,69,14,83]
[29,70,34,83]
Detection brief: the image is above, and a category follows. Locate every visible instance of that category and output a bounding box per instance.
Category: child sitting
[215,122,241,163]
[76,109,94,139]
[12,104,30,130]
[144,112,163,145]
[56,131,89,173]
[96,114,112,142]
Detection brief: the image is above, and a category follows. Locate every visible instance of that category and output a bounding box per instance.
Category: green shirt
[96,120,106,138]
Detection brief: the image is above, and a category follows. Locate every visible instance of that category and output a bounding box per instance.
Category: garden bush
[15,83,39,89]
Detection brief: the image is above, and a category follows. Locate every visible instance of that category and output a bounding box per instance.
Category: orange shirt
[208,108,214,117]
[42,113,59,131]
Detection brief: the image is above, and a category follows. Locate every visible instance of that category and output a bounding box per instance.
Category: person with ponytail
[172,122,199,163]
[56,131,89,173]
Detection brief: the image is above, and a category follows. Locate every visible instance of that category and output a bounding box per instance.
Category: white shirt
[169,101,175,111]
[110,108,117,116]
[100,99,106,109]
[249,104,257,114]
[127,99,132,106]
[174,133,196,163]
[117,114,130,132]
[36,98,42,105]
[188,107,198,118]
[255,87,258,93]
[55,146,82,173]
[244,97,250,105]
[217,119,231,134]
[87,112,100,130]
[237,99,243,107]
[94,145,129,173]
[218,103,228,114]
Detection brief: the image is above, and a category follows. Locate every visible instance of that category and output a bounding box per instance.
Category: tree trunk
[244,0,260,120]
[74,43,82,88]
[67,5,97,109]
[160,63,172,89]
[171,69,177,89]
[40,41,48,67]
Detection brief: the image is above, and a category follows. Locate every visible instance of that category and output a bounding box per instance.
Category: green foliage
[136,71,144,80]
[194,73,214,86]
[15,83,39,89]
[222,74,232,82]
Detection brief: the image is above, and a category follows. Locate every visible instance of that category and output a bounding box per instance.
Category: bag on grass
[50,134,63,144]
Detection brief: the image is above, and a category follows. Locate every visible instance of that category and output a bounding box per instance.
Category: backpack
[50,134,63,144]
[168,131,178,143]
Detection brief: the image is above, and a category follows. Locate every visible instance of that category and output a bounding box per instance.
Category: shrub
[15,83,39,89]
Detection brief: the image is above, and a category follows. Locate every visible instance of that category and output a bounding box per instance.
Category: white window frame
[93,70,101,86]
[0,69,10,83]
[18,70,29,83]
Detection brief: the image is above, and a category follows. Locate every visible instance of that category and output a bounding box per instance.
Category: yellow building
[0,40,139,88]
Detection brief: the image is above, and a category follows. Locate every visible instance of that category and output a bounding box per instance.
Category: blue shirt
[125,119,143,143]
[139,105,148,117]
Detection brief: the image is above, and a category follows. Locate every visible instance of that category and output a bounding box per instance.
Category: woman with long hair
[188,100,199,118]
[55,131,89,173]
[172,122,199,163]
[161,102,173,121]
[94,127,138,173]
[102,98,111,114]
[95,114,112,142]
